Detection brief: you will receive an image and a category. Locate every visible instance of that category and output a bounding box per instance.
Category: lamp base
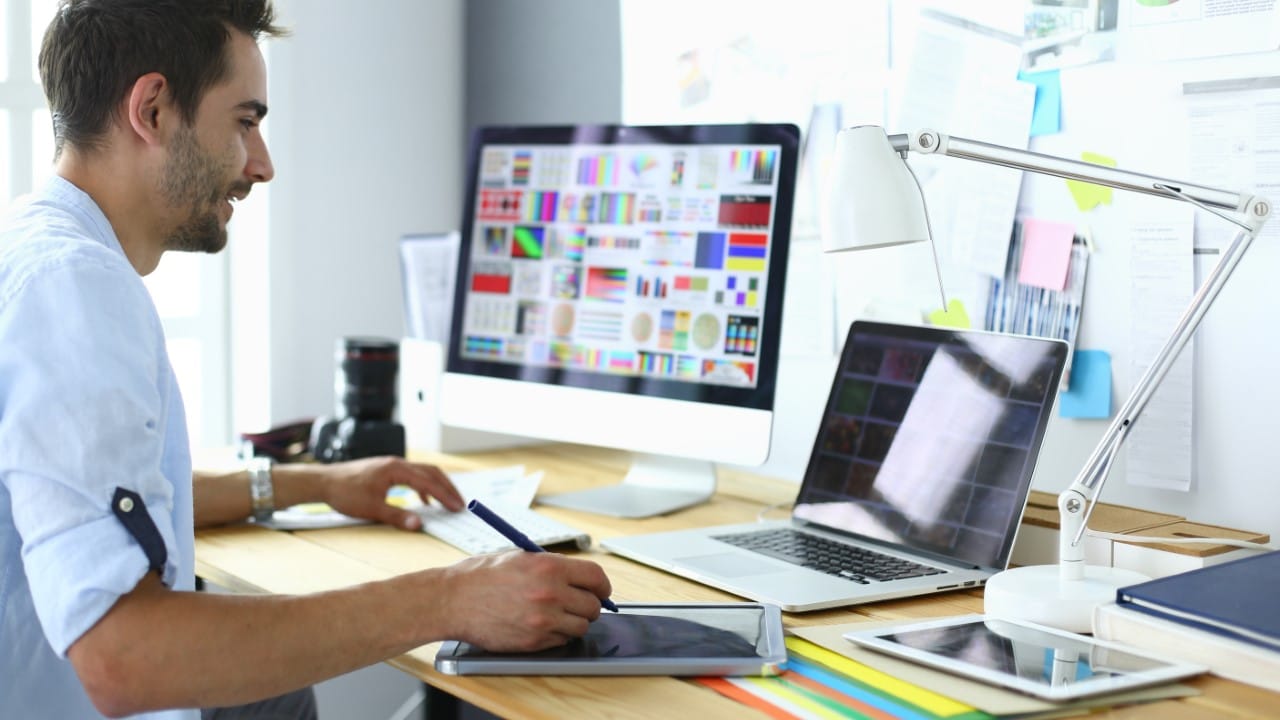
[983,564,1148,633]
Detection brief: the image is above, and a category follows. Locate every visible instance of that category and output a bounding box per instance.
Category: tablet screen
[882,619,1167,679]
[436,602,787,676]
[448,605,766,660]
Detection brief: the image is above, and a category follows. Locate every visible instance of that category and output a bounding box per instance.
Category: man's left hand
[320,457,464,531]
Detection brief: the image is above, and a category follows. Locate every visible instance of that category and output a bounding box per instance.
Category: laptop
[602,320,1069,612]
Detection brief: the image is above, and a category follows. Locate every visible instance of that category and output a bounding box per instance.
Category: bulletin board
[617,0,1280,538]
[834,11,1280,540]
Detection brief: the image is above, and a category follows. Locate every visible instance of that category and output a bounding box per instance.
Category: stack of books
[1092,549,1280,692]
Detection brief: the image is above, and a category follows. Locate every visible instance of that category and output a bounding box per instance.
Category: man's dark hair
[38,0,287,156]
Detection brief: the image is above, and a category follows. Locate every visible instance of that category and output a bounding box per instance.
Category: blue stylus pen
[467,499,619,612]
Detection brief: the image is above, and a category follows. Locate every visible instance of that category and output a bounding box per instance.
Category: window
[2,0,231,449]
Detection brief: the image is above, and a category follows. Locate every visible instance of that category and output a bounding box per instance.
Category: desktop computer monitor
[438,123,800,517]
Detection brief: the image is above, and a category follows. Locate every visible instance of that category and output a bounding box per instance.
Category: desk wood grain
[195,444,1277,719]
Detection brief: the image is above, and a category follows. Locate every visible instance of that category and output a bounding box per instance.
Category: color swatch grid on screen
[460,139,783,390]
[728,149,777,185]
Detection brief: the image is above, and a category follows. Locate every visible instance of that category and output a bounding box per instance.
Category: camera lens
[335,337,399,421]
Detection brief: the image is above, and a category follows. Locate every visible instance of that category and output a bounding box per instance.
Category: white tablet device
[435,602,786,676]
[843,614,1205,702]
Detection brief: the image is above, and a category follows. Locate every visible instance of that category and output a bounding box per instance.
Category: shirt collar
[42,175,127,261]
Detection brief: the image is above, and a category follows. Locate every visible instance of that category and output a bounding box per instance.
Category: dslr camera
[310,337,406,462]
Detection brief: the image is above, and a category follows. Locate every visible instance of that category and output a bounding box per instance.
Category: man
[0,1,613,718]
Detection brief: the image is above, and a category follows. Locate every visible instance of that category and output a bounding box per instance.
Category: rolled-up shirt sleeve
[0,245,181,656]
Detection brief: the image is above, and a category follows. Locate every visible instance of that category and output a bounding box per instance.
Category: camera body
[310,337,406,463]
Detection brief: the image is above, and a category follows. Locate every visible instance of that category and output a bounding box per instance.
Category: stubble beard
[161,124,231,254]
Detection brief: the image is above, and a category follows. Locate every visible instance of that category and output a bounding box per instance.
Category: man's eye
[240,119,258,130]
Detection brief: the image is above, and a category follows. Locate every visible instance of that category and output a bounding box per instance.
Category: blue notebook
[1116,550,1280,652]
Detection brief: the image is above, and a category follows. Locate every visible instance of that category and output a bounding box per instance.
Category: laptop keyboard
[712,528,946,584]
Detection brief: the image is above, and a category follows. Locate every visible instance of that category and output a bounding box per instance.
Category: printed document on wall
[894,11,1034,280]
[1120,0,1280,61]
[1185,77,1280,251]
[1126,208,1194,492]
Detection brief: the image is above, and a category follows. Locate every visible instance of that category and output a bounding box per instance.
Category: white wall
[1020,52,1280,539]
[245,0,621,429]
[465,0,622,130]
[252,0,466,425]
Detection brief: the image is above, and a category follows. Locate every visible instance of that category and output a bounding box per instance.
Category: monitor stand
[537,453,717,518]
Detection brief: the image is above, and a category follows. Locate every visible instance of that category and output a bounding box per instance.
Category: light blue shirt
[0,177,196,719]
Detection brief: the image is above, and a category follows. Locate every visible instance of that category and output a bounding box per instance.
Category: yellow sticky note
[1065,151,1116,211]
[928,298,971,328]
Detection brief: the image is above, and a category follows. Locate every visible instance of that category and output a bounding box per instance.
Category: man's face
[160,30,273,254]
[160,122,243,253]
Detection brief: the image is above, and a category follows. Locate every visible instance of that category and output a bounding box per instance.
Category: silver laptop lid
[794,321,1069,573]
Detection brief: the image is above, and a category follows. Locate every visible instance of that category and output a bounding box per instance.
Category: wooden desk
[195,444,1276,719]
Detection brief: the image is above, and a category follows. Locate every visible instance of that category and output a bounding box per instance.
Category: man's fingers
[563,558,613,605]
[401,464,464,511]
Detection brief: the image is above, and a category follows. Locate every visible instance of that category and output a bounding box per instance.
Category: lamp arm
[899,130,1259,215]
[890,128,1273,581]
[1062,224,1261,559]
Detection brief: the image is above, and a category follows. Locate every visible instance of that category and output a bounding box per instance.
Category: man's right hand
[436,552,614,652]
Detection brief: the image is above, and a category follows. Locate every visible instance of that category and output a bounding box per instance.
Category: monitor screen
[449,124,796,408]
[439,124,799,516]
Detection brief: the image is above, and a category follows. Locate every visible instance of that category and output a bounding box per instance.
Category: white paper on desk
[445,465,540,508]
[260,465,542,530]
[894,11,1033,281]
[408,466,545,527]
[258,505,367,531]
[1127,208,1194,492]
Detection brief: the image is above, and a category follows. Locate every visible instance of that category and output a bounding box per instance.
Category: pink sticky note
[1018,218,1075,290]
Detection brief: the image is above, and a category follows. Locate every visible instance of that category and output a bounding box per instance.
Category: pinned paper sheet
[1018,217,1075,290]
[1060,349,1111,419]
[928,298,971,328]
[1018,69,1061,137]
[1066,152,1117,211]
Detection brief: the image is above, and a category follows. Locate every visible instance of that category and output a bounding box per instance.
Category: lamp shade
[823,126,930,253]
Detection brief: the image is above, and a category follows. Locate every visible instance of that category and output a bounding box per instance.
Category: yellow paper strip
[785,637,977,717]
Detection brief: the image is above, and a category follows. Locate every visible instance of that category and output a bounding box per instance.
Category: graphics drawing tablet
[434,602,786,676]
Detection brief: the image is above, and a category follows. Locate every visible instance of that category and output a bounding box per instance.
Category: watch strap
[248,456,275,523]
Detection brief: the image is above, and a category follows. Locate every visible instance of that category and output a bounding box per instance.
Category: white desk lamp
[826,125,1271,633]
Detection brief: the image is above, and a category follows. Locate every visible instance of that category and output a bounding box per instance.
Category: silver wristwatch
[247,456,275,523]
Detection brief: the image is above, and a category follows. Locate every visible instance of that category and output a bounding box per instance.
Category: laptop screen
[794,321,1069,571]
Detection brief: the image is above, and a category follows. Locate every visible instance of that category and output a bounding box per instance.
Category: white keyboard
[416,504,591,555]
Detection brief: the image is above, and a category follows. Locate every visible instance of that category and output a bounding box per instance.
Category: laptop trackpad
[676,553,778,578]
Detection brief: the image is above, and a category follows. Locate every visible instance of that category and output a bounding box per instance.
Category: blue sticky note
[1059,349,1111,419]
[1018,69,1061,137]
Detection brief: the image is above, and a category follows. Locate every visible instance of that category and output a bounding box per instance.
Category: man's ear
[125,72,174,147]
